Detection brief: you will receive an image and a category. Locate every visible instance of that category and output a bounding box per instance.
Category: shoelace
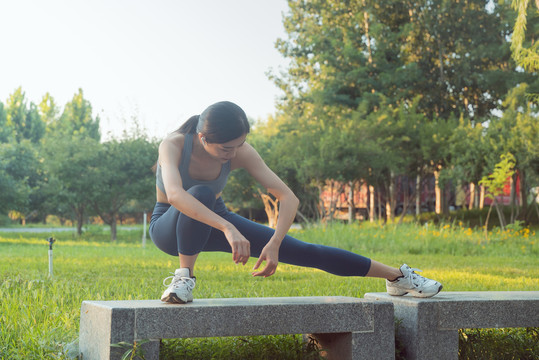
[163,274,195,290]
[408,268,429,286]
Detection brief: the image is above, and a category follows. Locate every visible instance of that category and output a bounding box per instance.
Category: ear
[198,133,206,146]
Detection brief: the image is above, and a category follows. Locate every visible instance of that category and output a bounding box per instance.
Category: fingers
[233,241,250,265]
[252,262,277,277]
[253,257,263,270]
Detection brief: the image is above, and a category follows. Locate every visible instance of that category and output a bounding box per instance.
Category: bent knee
[187,185,216,205]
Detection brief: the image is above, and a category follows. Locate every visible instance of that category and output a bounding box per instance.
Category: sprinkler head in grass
[47,237,56,278]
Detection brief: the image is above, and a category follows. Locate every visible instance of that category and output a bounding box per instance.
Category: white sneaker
[386,264,442,298]
[161,268,196,304]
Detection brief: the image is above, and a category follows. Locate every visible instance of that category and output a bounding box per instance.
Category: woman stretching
[149,101,442,303]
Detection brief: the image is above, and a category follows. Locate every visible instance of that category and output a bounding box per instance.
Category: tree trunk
[474,184,480,208]
[328,181,336,221]
[416,173,421,216]
[510,175,516,224]
[369,184,375,222]
[403,176,409,217]
[434,165,442,214]
[519,169,529,221]
[389,172,396,222]
[494,199,506,231]
[479,185,485,209]
[295,210,309,228]
[258,189,279,228]
[377,187,382,221]
[484,202,494,242]
[348,181,355,223]
[468,182,476,210]
[398,191,414,225]
[385,187,392,222]
[75,206,84,236]
[110,212,118,241]
[317,184,326,220]
[443,182,450,215]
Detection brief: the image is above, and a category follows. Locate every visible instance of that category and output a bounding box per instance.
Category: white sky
[0,0,290,140]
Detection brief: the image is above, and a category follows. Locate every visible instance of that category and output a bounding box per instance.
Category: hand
[223,225,251,265]
[252,242,279,277]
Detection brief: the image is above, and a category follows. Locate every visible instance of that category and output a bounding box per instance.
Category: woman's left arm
[234,143,299,277]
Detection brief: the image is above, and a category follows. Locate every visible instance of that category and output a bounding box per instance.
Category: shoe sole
[161,292,192,304]
[388,284,443,298]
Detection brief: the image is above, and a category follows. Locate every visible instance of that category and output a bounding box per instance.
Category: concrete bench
[365,291,539,360]
[79,296,395,360]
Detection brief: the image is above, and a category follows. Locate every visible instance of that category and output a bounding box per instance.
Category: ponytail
[176,115,199,134]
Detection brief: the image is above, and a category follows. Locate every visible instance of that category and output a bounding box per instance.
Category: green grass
[0,222,538,359]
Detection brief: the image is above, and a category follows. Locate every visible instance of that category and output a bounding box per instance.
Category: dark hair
[177,101,250,143]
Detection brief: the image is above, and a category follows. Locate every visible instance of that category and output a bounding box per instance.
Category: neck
[193,135,220,163]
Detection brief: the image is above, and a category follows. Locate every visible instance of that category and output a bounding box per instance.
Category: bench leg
[139,340,160,360]
[79,302,161,360]
[79,302,128,360]
[396,325,458,360]
[311,330,395,360]
[310,302,395,360]
[394,304,459,360]
[310,332,352,359]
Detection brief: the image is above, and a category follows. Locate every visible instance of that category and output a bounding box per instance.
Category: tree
[222,119,264,217]
[0,102,11,143]
[0,88,46,221]
[480,153,516,233]
[394,0,526,119]
[5,87,45,144]
[248,114,322,222]
[50,88,100,141]
[39,93,60,127]
[511,0,539,74]
[448,117,490,209]
[91,136,157,241]
[0,141,43,221]
[0,144,28,216]
[271,0,528,221]
[43,136,101,234]
[42,89,102,233]
[222,167,262,218]
[486,83,539,222]
[276,0,527,119]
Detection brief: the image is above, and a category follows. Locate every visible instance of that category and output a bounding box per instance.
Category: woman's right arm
[159,137,250,264]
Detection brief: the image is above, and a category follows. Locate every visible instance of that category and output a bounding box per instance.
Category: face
[199,133,247,163]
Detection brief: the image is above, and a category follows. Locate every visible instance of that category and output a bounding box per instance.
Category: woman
[150,101,442,304]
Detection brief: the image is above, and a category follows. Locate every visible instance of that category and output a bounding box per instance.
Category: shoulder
[159,132,184,152]
[159,132,186,165]
[231,142,264,170]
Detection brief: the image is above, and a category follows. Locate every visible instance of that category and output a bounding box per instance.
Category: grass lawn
[0,221,537,359]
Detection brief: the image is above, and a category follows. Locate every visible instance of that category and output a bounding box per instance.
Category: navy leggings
[149,185,372,276]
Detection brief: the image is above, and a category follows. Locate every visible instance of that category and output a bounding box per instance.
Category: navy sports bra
[156,133,231,196]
